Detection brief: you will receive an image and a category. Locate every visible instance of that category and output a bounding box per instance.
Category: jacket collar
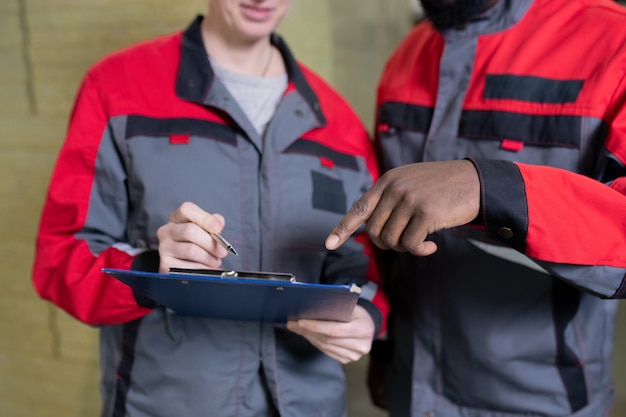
[175,16,326,126]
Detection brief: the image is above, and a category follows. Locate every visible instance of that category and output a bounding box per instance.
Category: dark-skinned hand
[325,160,481,256]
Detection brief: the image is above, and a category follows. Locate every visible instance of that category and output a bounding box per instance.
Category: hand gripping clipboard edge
[103,268,361,323]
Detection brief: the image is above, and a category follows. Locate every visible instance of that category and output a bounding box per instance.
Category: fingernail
[325,234,339,250]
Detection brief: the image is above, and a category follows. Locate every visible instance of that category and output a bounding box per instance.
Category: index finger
[325,187,381,250]
[169,201,224,232]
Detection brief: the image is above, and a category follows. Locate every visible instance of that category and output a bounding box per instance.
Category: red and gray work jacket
[375,0,626,416]
[32,16,389,417]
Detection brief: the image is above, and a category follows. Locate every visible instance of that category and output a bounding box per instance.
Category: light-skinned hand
[286,305,375,364]
[157,201,230,273]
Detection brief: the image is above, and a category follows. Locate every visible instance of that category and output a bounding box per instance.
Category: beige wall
[0,1,410,416]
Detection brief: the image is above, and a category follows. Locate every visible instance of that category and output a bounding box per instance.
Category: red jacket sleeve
[32,69,153,325]
[469,41,626,299]
[471,155,626,299]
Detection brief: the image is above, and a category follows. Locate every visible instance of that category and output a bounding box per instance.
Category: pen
[210,232,238,256]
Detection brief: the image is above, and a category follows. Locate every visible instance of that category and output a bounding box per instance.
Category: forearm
[33,235,153,325]
[471,158,626,298]
[32,71,155,324]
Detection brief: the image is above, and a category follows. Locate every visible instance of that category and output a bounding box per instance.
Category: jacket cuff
[466,158,529,252]
[130,250,160,309]
[357,298,383,338]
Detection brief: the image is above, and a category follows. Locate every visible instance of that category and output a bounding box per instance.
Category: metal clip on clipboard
[168,267,297,282]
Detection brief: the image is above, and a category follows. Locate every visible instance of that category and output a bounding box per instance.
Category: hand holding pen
[157,202,238,274]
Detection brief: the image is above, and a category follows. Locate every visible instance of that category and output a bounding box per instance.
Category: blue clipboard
[103,268,361,323]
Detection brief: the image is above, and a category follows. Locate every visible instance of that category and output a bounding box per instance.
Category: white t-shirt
[209,56,288,136]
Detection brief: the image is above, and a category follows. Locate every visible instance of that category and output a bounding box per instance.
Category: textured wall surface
[0,1,624,417]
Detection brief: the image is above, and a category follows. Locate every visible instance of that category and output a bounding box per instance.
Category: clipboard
[103,268,361,323]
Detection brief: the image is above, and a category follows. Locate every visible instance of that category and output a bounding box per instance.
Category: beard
[419,0,496,31]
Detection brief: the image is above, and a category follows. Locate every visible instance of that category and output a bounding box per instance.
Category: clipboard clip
[169,267,297,282]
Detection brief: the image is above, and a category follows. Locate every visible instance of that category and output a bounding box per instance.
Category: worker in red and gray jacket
[324,0,626,416]
[32,3,389,416]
